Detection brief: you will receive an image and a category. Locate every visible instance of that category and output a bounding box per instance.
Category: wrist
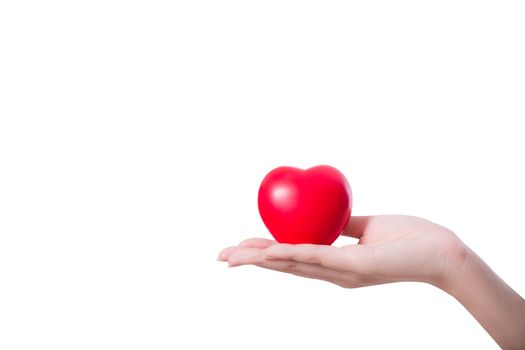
[432,237,525,349]
[432,233,472,292]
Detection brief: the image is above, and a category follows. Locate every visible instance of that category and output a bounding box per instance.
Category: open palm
[218,215,465,288]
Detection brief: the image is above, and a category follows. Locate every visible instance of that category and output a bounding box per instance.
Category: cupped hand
[218,215,467,288]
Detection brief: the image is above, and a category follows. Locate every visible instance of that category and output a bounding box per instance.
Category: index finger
[263,244,348,270]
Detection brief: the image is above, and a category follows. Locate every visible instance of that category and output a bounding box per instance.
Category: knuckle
[334,279,355,289]
[285,262,300,272]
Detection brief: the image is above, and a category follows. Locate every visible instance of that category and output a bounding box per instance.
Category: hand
[218,215,466,288]
[219,215,525,349]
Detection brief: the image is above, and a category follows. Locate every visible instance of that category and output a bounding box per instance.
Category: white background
[1,1,524,349]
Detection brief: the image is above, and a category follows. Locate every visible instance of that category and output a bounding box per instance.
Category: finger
[342,216,374,238]
[218,246,242,261]
[227,250,349,287]
[218,238,276,261]
[239,237,277,248]
[263,244,348,270]
[228,247,265,267]
[254,259,346,287]
[264,243,375,274]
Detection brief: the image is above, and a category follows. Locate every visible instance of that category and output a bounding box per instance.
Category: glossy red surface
[258,165,352,245]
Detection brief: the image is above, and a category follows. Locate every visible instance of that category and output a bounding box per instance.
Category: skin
[218,215,525,349]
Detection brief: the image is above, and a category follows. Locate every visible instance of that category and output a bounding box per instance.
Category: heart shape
[258,165,352,245]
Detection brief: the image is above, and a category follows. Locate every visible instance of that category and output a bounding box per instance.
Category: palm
[218,215,464,288]
[342,215,461,284]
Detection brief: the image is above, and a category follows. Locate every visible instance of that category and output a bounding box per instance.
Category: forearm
[440,245,525,349]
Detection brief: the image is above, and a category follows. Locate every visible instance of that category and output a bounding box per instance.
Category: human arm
[218,215,525,349]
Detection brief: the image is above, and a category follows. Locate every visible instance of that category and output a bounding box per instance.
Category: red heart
[258,165,352,245]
